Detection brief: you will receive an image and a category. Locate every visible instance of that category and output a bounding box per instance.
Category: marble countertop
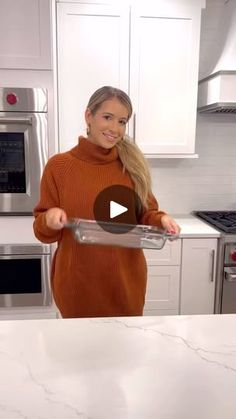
[0,314,236,418]
[0,214,220,244]
[174,214,220,238]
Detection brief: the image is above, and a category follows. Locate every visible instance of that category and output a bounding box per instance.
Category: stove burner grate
[194,211,236,233]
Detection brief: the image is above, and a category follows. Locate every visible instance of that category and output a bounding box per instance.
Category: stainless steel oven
[222,242,236,313]
[0,87,48,214]
[195,211,236,314]
[0,243,51,308]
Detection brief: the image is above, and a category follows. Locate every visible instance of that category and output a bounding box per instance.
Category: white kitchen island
[0,314,235,419]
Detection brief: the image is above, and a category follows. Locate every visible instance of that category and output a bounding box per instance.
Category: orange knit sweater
[33,137,166,318]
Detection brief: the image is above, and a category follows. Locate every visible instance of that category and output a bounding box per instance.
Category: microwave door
[0,113,47,213]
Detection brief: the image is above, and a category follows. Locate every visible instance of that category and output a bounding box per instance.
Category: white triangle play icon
[110,201,128,219]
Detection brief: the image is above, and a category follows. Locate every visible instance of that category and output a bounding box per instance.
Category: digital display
[0,133,26,192]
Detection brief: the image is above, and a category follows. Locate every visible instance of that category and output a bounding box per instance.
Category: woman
[33,86,180,318]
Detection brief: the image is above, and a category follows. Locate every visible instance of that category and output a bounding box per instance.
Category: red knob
[231,252,236,261]
[6,93,17,105]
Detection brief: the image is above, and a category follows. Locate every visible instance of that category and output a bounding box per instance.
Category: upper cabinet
[56,0,205,155]
[0,0,52,70]
[129,1,205,155]
[57,2,129,151]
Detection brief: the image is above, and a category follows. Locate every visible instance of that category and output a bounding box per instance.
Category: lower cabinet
[144,265,180,316]
[143,237,218,316]
[143,240,181,316]
[180,238,218,315]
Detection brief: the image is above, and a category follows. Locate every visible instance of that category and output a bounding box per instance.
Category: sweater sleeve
[33,157,63,243]
[139,194,166,229]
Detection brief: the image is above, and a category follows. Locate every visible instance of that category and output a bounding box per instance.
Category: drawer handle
[211,249,215,282]
[132,112,136,142]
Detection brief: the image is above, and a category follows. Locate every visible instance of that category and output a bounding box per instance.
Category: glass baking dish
[65,218,178,249]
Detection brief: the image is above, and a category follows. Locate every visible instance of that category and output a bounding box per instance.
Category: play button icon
[110,201,128,219]
[93,185,142,234]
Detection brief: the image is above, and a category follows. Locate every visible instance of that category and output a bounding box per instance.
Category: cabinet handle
[211,249,215,282]
[133,112,136,142]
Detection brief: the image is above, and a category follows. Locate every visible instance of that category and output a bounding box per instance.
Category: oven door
[0,252,51,308]
[221,267,236,313]
[0,112,48,213]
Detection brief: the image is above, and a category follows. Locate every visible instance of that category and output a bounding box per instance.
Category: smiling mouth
[103,133,117,141]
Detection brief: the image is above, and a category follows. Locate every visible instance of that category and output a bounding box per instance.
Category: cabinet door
[129,0,205,155]
[180,238,217,315]
[57,2,129,152]
[0,0,51,69]
[144,239,181,266]
[144,265,180,314]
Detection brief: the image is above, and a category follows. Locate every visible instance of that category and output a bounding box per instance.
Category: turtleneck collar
[70,136,119,165]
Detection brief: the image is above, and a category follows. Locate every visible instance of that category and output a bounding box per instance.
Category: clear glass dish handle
[140,236,166,249]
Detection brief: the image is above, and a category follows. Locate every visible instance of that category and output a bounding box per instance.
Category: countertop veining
[0,314,235,418]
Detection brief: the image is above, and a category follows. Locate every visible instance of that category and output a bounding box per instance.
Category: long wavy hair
[86,86,152,209]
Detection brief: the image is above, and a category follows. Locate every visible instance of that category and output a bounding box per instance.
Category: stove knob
[6,93,18,105]
[231,252,236,262]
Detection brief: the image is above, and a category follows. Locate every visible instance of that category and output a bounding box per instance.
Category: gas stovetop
[194,211,236,234]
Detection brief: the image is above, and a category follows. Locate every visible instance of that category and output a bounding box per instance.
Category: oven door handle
[0,116,32,125]
[224,267,236,282]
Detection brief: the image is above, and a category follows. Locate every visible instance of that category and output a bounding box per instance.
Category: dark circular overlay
[93,185,142,234]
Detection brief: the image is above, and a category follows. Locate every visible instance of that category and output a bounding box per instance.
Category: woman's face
[85,98,129,149]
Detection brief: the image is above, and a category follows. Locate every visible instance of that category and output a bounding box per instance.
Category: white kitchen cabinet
[0,0,52,70]
[180,238,218,315]
[57,2,129,151]
[56,0,205,155]
[129,0,205,155]
[143,240,181,315]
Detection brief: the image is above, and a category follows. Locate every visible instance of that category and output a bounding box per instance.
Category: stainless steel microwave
[0,87,48,214]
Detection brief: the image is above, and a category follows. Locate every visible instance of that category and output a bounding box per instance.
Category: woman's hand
[160,214,181,235]
[45,207,67,230]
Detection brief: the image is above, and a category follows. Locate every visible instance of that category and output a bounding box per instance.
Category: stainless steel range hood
[197,70,236,114]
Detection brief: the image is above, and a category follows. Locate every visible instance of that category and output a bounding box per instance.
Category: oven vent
[197,71,236,114]
[198,103,236,114]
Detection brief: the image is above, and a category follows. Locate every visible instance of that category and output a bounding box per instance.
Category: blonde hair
[87,86,152,209]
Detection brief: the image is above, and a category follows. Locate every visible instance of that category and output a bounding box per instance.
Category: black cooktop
[194,211,236,234]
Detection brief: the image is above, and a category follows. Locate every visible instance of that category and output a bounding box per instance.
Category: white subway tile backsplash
[150,114,236,214]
